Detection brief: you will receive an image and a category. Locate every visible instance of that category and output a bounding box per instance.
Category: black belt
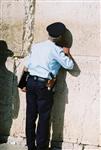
[29,75,48,82]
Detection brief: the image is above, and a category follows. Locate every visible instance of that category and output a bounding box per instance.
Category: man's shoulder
[31,40,63,52]
[32,40,49,47]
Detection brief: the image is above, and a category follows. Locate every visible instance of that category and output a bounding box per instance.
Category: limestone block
[51,56,100,146]
[0,57,19,139]
[34,1,100,56]
[23,0,35,53]
[51,141,74,149]
[84,145,99,150]
[8,136,26,146]
[10,58,26,137]
[0,0,25,53]
[73,144,83,150]
[65,57,99,145]
[62,142,74,149]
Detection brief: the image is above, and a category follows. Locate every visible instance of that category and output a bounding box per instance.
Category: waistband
[29,75,48,82]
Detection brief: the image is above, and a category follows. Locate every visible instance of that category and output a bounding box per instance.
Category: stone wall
[0,0,100,149]
[0,0,24,143]
[34,0,100,148]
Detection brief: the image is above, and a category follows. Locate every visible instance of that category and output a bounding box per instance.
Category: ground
[0,143,100,150]
[0,144,61,150]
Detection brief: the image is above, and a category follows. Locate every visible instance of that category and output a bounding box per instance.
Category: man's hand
[63,47,74,61]
[21,87,27,92]
[46,78,56,90]
[63,47,70,55]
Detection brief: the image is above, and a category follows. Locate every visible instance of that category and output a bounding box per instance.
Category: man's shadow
[0,40,20,143]
[50,28,81,149]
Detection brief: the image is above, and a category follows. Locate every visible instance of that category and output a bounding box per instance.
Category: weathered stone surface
[10,58,26,137]
[84,145,99,150]
[51,141,74,149]
[34,1,100,56]
[0,144,26,150]
[0,57,19,142]
[73,144,83,150]
[8,136,26,146]
[23,0,35,54]
[0,143,100,150]
[34,1,100,145]
[51,56,99,145]
[0,0,25,54]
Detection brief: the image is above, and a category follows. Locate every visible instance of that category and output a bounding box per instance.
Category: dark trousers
[26,76,53,150]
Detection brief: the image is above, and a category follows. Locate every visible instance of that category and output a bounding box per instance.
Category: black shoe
[34,147,37,150]
[28,146,36,150]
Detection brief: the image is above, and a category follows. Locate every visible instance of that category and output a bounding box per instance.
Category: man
[22,22,74,150]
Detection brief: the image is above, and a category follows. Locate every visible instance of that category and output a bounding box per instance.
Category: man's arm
[63,47,74,60]
[53,47,74,70]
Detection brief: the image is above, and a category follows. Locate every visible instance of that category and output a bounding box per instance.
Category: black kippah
[46,22,66,37]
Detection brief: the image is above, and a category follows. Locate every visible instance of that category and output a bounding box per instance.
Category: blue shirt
[24,40,74,79]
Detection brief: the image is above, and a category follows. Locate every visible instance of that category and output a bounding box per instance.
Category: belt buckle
[34,76,37,80]
[38,78,45,82]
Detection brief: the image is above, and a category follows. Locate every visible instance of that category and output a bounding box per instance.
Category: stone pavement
[0,144,101,150]
[0,144,59,150]
[0,144,26,150]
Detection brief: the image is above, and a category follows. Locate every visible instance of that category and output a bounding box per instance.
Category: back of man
[21,22,74,150]
[26,40,56,79]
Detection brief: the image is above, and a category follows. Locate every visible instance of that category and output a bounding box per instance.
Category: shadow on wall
[50,28,81,148]
[0,40,20,144]
[51,62,81,148]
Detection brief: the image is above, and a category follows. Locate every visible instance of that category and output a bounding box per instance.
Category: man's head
[0,40,13,57]
[46,22,66,38]
[46,22,73,48]
[0,40,14,64]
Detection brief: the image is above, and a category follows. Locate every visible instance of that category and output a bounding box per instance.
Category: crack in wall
[22,0,36,56]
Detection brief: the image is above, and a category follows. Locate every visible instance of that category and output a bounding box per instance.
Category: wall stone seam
[22,0,36,56]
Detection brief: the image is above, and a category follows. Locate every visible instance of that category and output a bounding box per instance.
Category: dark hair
[55,29,73,48]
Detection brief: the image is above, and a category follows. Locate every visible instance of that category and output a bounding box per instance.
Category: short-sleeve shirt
[24,40,74,79]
